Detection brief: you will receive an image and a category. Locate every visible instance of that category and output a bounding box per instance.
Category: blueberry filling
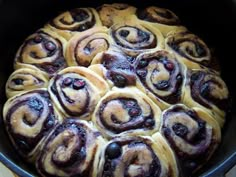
[172,123,188,137]
[12,78,24,85]
[119,30,130,38]
[154,80,170,90]
[105,142,122,159]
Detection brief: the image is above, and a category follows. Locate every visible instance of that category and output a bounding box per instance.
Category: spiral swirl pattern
[14,29,67,76]
[92,87,161,138]
[49,67,109,119]
[137,6,180,25]
[3,89,61,161]
[36,119,105,177]
[183,69,229,126]
[110,22,164,56]
[160,104,221,175]
[98,135,177,177]
[66,27,111,67]
[6,68,48,98]
[166,31,211,69]
[135,50,185,110]
[47,8,101,40]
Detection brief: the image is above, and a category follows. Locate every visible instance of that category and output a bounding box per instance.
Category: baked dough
[3,3,229,177]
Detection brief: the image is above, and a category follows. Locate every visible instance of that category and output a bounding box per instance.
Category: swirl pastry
[183,69,229,127]
[49,66,109,119]
[90,50,136,88]
[92,87,161,138]
[36,119,105,177]
[14,28,67,77]
[165,31,211,69]
[109,21,165,56]
[2,3,230,177]
[5,68,48,98]
[98,3,136,27]
[46,8,102,40]
[159,104,221,176]
[136,6,187,36]
[97,135,178,177]
[3,89,61,162]
[135,50,186,110]
[65,27,111,67]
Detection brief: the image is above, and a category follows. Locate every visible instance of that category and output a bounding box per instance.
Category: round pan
[0,0,236,176]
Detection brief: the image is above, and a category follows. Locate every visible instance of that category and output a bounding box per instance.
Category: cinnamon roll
[2,3,230,177]
[109,21,165,56]
[5,68,49,98]
[65,27,111,67]
[135,50,186,110]
[97,135,178,177]
[165,31,211,69]
[36,119,105,177]
[92,87,161,138]
[98,3,136,27]
[14,28,67,77]
[90,50,136,88]
[183,69,229,127]
[159,104,221,176]
[136,6,187,36]
[3,89,62,162]
[49,66,109,120]
[46,8,102,40]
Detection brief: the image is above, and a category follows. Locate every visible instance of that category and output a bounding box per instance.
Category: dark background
[0,0,236,176]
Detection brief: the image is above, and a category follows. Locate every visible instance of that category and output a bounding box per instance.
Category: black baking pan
[0,0,236,176]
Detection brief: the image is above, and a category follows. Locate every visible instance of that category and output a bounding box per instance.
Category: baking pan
[0,0,236,176]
